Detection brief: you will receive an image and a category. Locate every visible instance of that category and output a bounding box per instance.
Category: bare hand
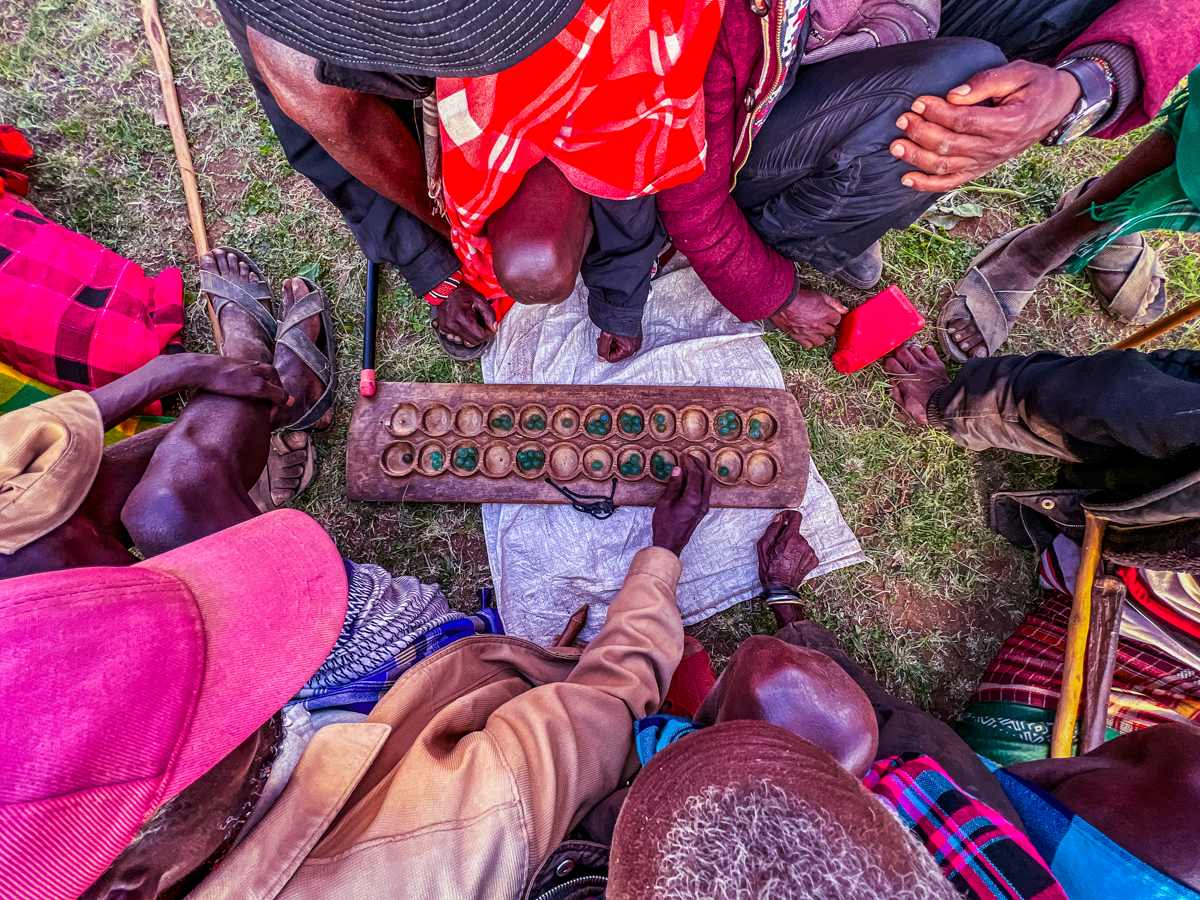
[769,289,847,349]
[652,456,713,556]
[882,344,951,425]
[757,510,818,591]
[185,355,291,406]
[597,330,643,363]
[436,282,497,347]
[891,61,1081,192]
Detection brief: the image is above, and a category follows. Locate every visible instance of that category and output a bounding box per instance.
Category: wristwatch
[1042,57,1115,147]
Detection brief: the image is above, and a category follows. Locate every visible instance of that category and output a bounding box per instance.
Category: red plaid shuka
[0,194,183,392]
[438,0,724,314]
[867,754,1066,900]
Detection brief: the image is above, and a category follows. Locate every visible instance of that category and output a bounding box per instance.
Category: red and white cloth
[437,0,724,312]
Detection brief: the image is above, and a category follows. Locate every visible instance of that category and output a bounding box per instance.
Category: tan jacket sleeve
[484,546,684,874]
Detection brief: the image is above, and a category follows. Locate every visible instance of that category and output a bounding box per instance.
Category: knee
[493,241,578,305]
[906,37,1008,93]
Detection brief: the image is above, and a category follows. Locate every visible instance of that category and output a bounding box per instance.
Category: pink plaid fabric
[0,195,183,391]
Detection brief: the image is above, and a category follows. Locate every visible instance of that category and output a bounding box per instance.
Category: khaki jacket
[193,547,683,900]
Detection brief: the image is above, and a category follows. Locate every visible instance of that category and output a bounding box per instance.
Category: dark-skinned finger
[895,112,994,158]
[899,167,988,193]
[824,296,850,316]
[781,509,803,538]
[759,513,787,554]
[662,464,686,504]
[447,309,489,346]
[472,294,499,332]
[922,345,942,362]
[681,456,710,512]
[246,361,285,386]
[889,140,979,178]
[949,62,1039,105]
[903,97,1006,138]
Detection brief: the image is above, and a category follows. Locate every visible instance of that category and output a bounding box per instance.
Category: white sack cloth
[481,260,865,645]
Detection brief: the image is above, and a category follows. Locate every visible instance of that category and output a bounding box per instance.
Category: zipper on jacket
[731,0,787,190]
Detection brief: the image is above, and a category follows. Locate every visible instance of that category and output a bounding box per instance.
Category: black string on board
[544,477,619,520]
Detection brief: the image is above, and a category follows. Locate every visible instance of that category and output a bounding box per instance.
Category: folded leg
[731,38,1007,274]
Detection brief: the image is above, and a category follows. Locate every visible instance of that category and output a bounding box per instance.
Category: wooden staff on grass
[1110,297,1200,350]
[140,0,218,344]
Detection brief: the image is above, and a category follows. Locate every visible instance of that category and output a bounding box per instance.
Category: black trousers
[736,0,1117,273]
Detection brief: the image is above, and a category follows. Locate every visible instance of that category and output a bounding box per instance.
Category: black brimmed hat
[225,0,586,78]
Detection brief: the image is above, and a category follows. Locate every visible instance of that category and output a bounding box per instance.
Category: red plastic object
[830,285,925,374]
[0,168,29,196]
[0,126,33,171]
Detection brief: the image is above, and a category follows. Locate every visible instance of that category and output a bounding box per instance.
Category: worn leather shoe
[813,241,883,291]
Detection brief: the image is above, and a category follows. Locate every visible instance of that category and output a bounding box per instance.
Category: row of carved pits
[388,402,779,443]
[381,440,778,486]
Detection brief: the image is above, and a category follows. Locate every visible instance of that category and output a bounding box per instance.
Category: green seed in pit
[718,465,730,477]
[430,450,444,470]
[491,414,513,430]
[651,453,672,480]
[591,459,603,471]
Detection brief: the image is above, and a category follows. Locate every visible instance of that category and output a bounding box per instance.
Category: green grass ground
[3,0,1196,717]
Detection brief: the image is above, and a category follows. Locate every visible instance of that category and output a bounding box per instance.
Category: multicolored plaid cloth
[437,0,722,310]
[0,359,172,445]
[0,194,183,391]
[291,560,504,714]
[867,754,1066,900]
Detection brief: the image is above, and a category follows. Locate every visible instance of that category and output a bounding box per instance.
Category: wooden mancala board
[347,383,809,508]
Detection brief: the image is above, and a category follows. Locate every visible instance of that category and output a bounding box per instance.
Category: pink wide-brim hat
[0,509,349,900]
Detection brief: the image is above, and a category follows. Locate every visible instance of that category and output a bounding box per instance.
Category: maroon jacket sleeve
[655,28,796,322]
[1062,0,1200,138]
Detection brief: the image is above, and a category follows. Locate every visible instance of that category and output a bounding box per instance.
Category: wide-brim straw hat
[607,720,923,899]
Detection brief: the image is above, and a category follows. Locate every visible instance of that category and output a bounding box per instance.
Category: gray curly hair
[652,780,958,900]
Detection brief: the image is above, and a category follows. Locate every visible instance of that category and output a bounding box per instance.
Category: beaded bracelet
[424,269,462,306]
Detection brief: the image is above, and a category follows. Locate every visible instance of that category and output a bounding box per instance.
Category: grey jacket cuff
[1062,42,1143,134]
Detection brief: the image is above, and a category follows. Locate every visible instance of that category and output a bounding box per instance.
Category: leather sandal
[277,278,337,433]
[198,247,277,352]
[248,431,317,513]
[937,225,1038,362]
[1051,178,1167,325]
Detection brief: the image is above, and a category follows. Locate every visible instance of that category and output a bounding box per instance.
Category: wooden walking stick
[1110,297,1200,350]
[1078,575,1125,754]
[1051,511,1108,758]
[141,0,218,343]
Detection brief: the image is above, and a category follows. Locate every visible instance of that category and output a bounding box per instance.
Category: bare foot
[270,277,326,431]
[201,249,272,364]
[883,344,951,425]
